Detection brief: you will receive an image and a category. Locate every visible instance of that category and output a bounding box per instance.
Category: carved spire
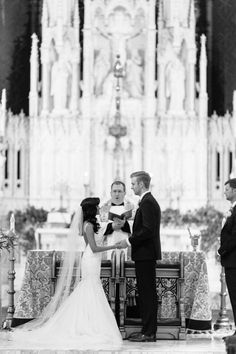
[233,91,236,116]
[74,0,79,43]
[0,88,6,136]
[31,33,38,61]
[199,34,207,95]
[42,0,48,26]
[29,33,39,117]
[189,0,195,29]
[158,0,164,31]
[74,1,79,28]
[199,34,208,118]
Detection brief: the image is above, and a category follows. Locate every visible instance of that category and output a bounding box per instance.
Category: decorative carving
[101,277,110,300]
[165,52,185,113]
[50,50,72,111]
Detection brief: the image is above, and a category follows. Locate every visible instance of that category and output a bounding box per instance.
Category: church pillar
[71,55,80,113]
[83,0,93,104]
[199,35,208,118]
[143,117,155,174]
[186,49,196,116]
[198,38,208,204]
[82,0,93,194]
[41,46,50,114]
[29,33,39,117]
[144,0,156,117]
[157,61,166,115]
[232,91,236,176]
[143,0,156,176]
[0,89,6,137]
[71,1,80,113]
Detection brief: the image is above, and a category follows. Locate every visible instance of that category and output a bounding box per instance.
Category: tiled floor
[0,331,230,354]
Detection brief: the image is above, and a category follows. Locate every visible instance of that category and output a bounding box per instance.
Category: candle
[83,171,89,185]
[10,213,15,232]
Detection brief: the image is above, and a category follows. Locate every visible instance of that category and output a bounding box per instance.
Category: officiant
[100,181,134,260]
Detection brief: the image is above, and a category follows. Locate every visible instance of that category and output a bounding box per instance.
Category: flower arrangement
[7,206,48,255]
[161,206,224,256]
[0,229,17,251]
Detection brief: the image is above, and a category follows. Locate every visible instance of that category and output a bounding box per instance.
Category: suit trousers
[135,260,157,335]
[225,267,236,326]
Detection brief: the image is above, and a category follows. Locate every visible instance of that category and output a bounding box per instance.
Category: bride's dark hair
[81,197,100,233]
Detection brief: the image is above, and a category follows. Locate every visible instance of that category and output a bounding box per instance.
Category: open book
[108,205,133,221]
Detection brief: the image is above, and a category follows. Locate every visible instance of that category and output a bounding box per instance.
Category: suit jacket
[218,205,236,268]
[129,192,161,261]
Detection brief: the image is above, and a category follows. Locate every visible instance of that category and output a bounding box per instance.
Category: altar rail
[53,251,186,339]
[12,250,212,339]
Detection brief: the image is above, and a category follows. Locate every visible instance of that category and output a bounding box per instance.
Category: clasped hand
[115,239,128,249]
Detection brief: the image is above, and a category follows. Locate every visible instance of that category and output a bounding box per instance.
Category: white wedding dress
[5,228,123,350]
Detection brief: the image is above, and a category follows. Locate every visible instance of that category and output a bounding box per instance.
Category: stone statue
[50,56,72,111]
[93,48,111,96]
[125,49,144,98]
[165,54,185,113]
[46,0,77,26]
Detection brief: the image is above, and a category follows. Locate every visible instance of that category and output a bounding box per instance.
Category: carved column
[29,33,39,117]
[157,61,166,115]
[199,35,208,118]
[71,54,80,113]
[232,91,236,176]
[41,46,50,114]
[71,2,80,113]
[0,250,2,328]
[144,0,156,117]
[83,0,93,104]
[82,0,93,195]
[157,0,165,116]
[186,49,196,116]
[5,214,16,329]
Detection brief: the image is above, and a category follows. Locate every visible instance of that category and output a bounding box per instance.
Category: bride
[7,197,125,350]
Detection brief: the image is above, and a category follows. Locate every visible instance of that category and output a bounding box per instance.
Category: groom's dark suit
[218,205,236,327]
[128,192,161,336]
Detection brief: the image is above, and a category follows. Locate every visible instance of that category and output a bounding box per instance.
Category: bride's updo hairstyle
[80,197,100,233]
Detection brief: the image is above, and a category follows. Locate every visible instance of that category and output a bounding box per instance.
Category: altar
[12,250,212,339]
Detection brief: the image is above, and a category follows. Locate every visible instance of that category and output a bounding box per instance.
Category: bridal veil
[18,206,84,330]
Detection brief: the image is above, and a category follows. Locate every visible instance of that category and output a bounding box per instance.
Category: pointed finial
[1,89,6,112]
[31,33,38,57]
[233,91,236,114]
[200,34,207,62]
[189,0,195,28]
[0,88,6,136]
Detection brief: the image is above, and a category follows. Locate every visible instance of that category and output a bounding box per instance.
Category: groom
[118,171,161,342]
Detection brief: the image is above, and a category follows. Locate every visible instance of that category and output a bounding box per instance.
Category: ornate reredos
[44,0,77,27]
[40,0,80,114]
[92,0,147,98]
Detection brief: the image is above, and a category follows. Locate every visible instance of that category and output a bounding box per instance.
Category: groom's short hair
[130,171,151,188]
[225,178,236,189]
